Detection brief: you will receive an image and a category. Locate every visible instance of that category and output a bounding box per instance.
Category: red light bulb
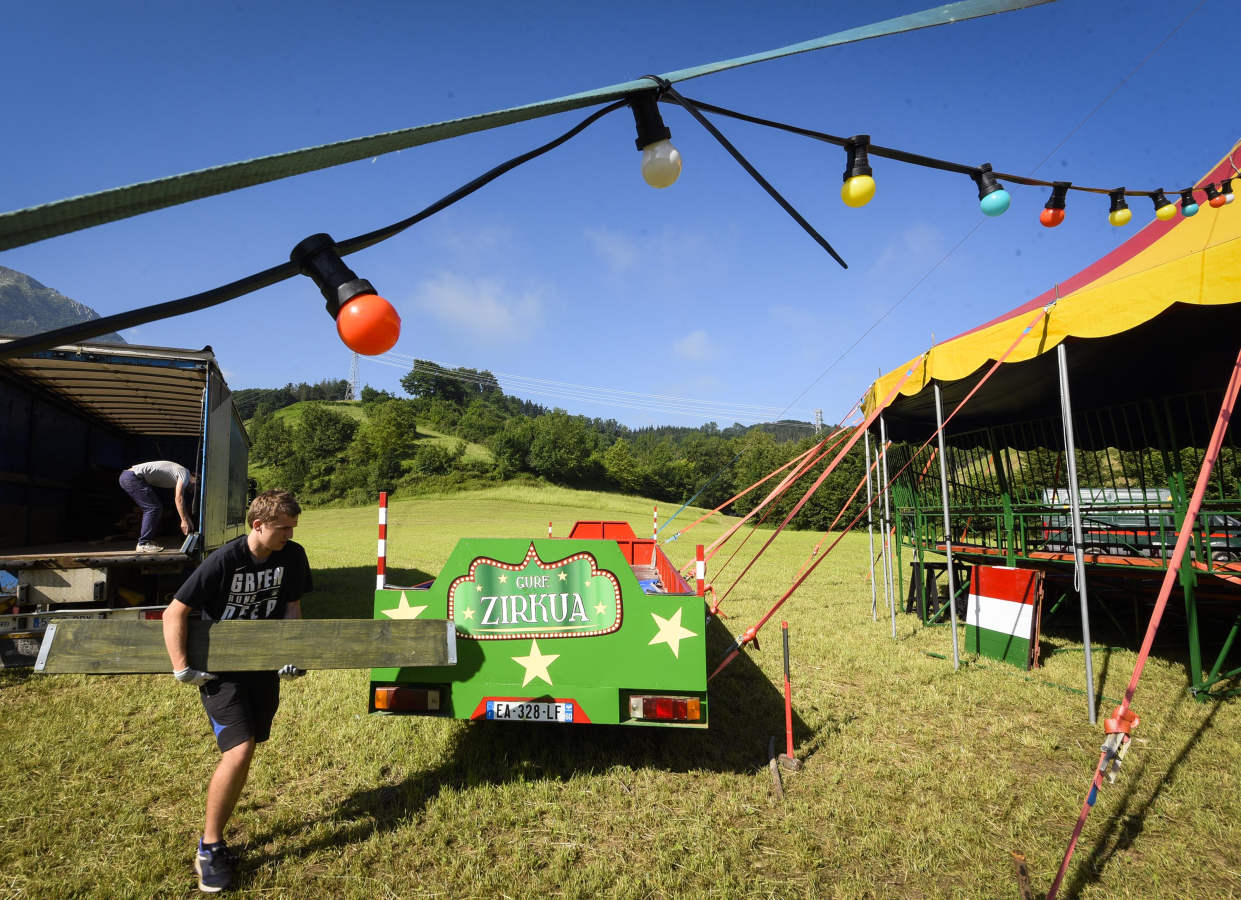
[1039,207,1065,228]
[336,293,401,355]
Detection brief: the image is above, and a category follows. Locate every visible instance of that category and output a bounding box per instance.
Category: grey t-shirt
[130,460,191,489]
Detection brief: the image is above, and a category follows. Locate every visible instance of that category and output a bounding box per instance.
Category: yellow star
[381,591,427,620]
[512,639,559,687]
[558,571,568,582]
[648,608,697,659]
[476,583,483,592]
[461,607,475,620]
[594,603,606,616]
[498,574,508,584]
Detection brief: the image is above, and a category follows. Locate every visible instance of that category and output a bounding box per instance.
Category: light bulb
[336,293,401,355]
[1151,189,1177,221]
[841,175,876,207]
[1222,178,1235,204]
[641,139,682,189]
[1039,181,1070,228]
[1180,188,1199,217]
[1107,189,1131,226]
[972,163,1011,217]
[841,135,875,208]
[1205,183,1226,208]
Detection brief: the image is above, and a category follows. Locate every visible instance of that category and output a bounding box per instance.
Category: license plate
[485,700,573,723]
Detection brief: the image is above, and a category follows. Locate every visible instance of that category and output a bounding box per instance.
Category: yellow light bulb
[841,175,876,208]
[1155,203,1177,222]
[1108,207,1132,227]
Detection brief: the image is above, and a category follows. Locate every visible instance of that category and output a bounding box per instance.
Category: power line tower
[348,352,359,401]
[813,409,823,434]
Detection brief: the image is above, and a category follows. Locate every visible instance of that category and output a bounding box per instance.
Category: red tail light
[373,686,441,712]
[628,694,701,722]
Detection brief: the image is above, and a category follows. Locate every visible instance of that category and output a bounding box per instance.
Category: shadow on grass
[245,616,820,866]
[1063,693,1224,899]
[304,565,436,619]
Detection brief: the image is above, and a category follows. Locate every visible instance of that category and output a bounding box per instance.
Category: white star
[498,574,508,584]
[558,571,568,581]
[381,591,427,620]
[512,639,559,687]
[648,608,697,659]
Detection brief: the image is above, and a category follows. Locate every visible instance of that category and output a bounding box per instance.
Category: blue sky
[2,0,1234,429]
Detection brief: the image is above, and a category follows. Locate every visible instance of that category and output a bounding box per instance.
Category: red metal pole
[376,492,388,591]
[782,621,794,759]
[695,544,705,597]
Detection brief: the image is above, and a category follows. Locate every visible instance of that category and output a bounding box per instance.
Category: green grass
[2,485,1240,897]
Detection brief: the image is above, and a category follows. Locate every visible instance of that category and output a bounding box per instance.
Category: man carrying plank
[162,489,312,893]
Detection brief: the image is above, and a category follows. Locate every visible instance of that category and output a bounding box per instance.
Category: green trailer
[370,502,709,727]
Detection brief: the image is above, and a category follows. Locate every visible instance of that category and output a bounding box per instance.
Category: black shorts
[199,672,280,752]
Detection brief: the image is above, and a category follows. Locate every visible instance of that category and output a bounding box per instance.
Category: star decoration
[498,574,508,584]
[382,591,427,620]
[558,571,568,581]
[512,639,559,687]
[461,607,475,620]
[648,608,697,659]
[594,603,606,616]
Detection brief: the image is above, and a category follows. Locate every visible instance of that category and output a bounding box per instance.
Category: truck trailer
[0,339,249,664]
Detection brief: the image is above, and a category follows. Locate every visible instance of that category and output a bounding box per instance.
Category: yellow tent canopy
[865,139,1241,443]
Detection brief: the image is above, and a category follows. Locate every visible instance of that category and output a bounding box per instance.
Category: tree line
[244,360,870,532]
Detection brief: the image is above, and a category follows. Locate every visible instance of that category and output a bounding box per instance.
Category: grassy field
[2,485,1239,897]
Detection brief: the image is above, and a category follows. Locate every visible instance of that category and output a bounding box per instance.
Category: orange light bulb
[336,293,401,355]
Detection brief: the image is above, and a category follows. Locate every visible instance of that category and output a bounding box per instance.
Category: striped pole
[548,520,553,538]
[653,505,658,539]
[376,492,387,591]
[695,544,706,596]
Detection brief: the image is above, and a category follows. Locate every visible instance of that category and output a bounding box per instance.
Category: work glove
[277,664,307,679]
[174,667,216,686]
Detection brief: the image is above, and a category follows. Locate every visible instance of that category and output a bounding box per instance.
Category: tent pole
[864,426,878,621]
[880,414,897,639]
[933,383,961,670]
[1058,343,1097,724]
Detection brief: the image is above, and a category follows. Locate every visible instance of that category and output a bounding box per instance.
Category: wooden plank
[34,618,456,674]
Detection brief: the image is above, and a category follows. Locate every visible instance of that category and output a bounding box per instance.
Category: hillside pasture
[1,486,1238,897]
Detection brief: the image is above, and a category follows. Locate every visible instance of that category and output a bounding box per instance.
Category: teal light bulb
[979,189,1011,217]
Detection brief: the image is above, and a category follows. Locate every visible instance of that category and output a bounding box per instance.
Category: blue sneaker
[193,841,236,893]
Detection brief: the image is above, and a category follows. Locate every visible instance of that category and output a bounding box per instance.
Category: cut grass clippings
[2,484,1239,898]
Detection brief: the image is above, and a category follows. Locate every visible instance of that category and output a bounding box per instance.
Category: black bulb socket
[1204,183,1222,202]
[1180,188,1197,207]
[1150,189,1173,211]
[1222,178,1234,196]
[290,233,377,320]
[628,90,671,152]
[843,135,872,181]
[1044,181,1071,211]
[1108,189,1129,213]
[971,163,1004,200]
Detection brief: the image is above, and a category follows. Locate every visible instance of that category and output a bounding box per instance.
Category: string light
[1107,189,1131,227]
[1179,188,1199,217]
[1039,181,1070,228]
[1205,183,1226,208]
[629,90,682,189]
[971,163,1011,217]
[840,134,876,208]
[290,233,401,355]
[1150,189,1177,221]
[1222,178,1235,204]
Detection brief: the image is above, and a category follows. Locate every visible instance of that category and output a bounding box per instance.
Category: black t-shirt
[176,535,312,621]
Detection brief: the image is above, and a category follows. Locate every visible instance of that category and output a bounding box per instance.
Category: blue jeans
[119,469,162,543]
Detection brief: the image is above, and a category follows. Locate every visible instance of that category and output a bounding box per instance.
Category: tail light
[373,686,441,712]
[627,694,701,722]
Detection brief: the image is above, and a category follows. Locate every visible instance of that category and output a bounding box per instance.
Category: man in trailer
[118,459,197,551]
[162,489,312,893]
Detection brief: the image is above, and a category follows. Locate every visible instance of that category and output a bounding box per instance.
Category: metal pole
[864,426,878,621]
[1058,343,1097,723]
[933,384,961,670]
[880,415,897,638]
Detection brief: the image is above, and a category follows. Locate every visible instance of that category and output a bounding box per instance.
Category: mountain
[0,265,125,344]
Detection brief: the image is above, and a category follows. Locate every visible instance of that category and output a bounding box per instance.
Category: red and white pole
[695,544,706,597]
[376,492,387,591]
[652,505,658,539]
[548,520,553,538]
